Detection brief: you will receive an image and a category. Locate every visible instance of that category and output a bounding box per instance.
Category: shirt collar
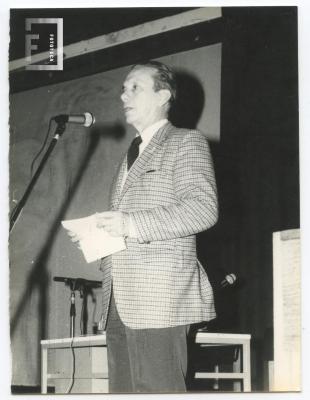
[137,119,168,147]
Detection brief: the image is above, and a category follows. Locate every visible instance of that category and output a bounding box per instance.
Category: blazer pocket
[140,170,171,189]
[144,240,176,260]
[141,168,170,178]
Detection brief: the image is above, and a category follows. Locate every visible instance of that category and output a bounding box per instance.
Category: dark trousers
[106,292,189,393]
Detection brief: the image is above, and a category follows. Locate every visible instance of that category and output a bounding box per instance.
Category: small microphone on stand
[53,276,102,290]
[199,273,238,334]
[220,273,237,288]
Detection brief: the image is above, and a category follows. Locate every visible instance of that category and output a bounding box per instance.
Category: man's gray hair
[131,60,177,107]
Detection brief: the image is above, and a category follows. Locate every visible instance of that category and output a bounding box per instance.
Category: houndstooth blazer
[100,121,218,329]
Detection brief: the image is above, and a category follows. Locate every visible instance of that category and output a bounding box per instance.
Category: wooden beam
[9,7,221,72]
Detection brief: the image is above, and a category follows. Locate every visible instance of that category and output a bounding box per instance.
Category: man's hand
[95,211,129,237]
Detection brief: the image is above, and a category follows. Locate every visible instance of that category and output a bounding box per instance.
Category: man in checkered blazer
[96,61,218,393]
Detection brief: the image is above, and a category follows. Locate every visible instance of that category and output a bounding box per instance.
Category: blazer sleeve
[130,131,218,243]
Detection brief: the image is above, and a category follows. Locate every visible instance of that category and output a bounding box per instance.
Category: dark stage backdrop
[9,44,221,386]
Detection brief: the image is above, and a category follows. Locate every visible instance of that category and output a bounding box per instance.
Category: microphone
[52,112,95,127]
[220,273,237,288]
[53,276,102,290]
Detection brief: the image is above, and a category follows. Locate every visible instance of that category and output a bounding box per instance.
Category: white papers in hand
[62,214,126,263]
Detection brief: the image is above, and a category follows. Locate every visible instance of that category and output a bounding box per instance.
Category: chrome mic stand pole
[70,290,76,338]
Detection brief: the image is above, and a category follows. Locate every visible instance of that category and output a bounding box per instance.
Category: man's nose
[120,91,128,103]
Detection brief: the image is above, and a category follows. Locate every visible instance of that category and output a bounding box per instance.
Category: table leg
[41,347,48,394]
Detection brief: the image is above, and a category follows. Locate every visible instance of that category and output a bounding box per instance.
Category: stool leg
[243,341,251,392]
[213,365,219,390]
[233,347,241,392]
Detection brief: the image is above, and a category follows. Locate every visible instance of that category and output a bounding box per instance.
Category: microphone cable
[10,119,53,228]
[66,336,76,394]
[30,118,53,177]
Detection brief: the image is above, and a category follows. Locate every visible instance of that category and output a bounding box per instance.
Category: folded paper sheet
[62,214,126,263]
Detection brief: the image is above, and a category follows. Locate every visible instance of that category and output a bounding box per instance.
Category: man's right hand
[67,231,83,248]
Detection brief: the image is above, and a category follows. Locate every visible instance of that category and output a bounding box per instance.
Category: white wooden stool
[194,332,251,392]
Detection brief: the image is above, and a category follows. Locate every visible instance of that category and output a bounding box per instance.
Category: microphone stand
[9,120,67,233]
[54,276,102,338]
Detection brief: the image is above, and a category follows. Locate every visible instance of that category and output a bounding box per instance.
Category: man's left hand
[95,211,129,237]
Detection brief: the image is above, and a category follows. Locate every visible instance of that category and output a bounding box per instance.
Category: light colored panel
[272,229,301,391]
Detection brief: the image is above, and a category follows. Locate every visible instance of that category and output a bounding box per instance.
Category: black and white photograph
[4,0,307,396]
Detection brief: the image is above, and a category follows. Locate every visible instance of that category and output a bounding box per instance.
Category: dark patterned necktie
[127,135,142,170]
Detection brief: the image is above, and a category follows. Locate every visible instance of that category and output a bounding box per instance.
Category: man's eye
[121,83,139,95]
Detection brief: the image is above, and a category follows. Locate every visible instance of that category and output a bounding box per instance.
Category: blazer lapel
[116,122,172,206]
[111,157,126,208]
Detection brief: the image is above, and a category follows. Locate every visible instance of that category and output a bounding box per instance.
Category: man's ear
[158,89,171,107]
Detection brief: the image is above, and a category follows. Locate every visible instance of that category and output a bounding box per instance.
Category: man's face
[121,66,165,131]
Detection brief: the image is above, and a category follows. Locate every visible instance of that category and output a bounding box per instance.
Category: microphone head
[83,112,95,127]
[226,273,237,285]
[220,273,237,288]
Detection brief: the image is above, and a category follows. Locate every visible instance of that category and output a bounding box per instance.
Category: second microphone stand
[54,276,102,338]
